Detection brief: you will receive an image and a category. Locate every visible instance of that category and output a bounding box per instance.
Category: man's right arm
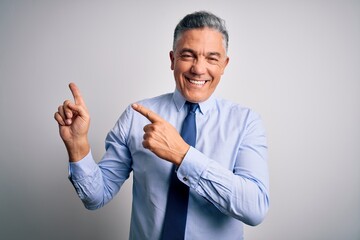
[67,107,134,209]
[55,89,133,209]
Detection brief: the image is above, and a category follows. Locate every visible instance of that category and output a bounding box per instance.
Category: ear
[221,56,230,75]
[169,51,175,70]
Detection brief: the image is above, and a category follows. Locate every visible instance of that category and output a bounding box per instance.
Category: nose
[191,58,206,75]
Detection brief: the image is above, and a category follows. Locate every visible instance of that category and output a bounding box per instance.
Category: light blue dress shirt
[69,89,269,240]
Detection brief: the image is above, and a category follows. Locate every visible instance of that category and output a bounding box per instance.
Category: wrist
[174,144,190,166]
[65,138,90,162]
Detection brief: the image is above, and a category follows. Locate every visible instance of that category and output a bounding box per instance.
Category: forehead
[175,28,226,54]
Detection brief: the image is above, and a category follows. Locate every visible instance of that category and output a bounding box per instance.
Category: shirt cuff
[68,150,98,181]
[177,147,211,189]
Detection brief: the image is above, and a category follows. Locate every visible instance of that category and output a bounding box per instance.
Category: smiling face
[170,27,229,103]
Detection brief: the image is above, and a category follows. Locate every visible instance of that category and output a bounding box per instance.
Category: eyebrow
[179,48,196,55]
[208,52,221,58]
[179,48,222,57]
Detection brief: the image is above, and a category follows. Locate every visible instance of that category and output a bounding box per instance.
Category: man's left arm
[132,103,269,225]
[177,112,269,226]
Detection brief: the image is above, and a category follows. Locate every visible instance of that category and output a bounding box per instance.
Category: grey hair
[173,11,229,52]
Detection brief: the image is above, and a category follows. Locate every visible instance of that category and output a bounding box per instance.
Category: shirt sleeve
[68,106,133,210]
[176,111,269,226]
[68,151,104,209]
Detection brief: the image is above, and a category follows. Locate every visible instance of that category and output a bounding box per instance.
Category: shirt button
[183,176,188,181]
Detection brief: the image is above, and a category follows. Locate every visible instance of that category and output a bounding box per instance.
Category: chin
[185,93,207,103]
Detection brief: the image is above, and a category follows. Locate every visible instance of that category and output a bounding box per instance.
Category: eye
[207,57,219,64]
[208,57,218,61]
[180,53,195,60]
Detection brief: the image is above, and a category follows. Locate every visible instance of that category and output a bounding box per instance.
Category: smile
[186,77,208,86]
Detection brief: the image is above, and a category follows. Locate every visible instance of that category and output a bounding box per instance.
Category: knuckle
[152,123,163,131]
[142,140,149,148]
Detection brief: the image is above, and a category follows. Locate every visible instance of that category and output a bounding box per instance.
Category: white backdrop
[0,1,359,239]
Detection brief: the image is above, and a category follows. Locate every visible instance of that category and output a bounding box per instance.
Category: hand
[54,83,90,161]
[132,103,190,166]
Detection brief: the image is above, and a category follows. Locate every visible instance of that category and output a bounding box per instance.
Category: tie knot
[186,102,198,113]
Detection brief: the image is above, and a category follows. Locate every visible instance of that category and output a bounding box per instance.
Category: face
[170,28,229,103]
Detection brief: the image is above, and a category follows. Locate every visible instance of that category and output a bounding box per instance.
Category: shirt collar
[173,88,215,115]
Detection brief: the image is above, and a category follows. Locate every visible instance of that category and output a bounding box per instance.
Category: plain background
[0,0,359,239]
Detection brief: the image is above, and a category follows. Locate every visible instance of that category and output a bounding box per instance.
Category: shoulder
[136,92,173,108]
[214,97,252,115]
[120,92,175,122]
[109,92,174,141]
[213,97,263,126]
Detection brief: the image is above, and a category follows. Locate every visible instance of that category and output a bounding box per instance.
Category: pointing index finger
[69,82,85,105]
[132,103,163,123]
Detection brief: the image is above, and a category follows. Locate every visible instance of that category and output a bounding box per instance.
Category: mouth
[185,76,209,86]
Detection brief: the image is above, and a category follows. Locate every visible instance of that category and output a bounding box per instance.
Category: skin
[55,27,229,165]
[54,83,90,162]
[170,28,229,103]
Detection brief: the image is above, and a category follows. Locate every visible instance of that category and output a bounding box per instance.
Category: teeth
[189,79,206,85]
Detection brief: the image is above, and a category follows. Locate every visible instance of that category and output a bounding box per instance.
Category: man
[54,11,269,240]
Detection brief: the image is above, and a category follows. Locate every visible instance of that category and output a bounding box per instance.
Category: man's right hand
[54,83,90,162]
